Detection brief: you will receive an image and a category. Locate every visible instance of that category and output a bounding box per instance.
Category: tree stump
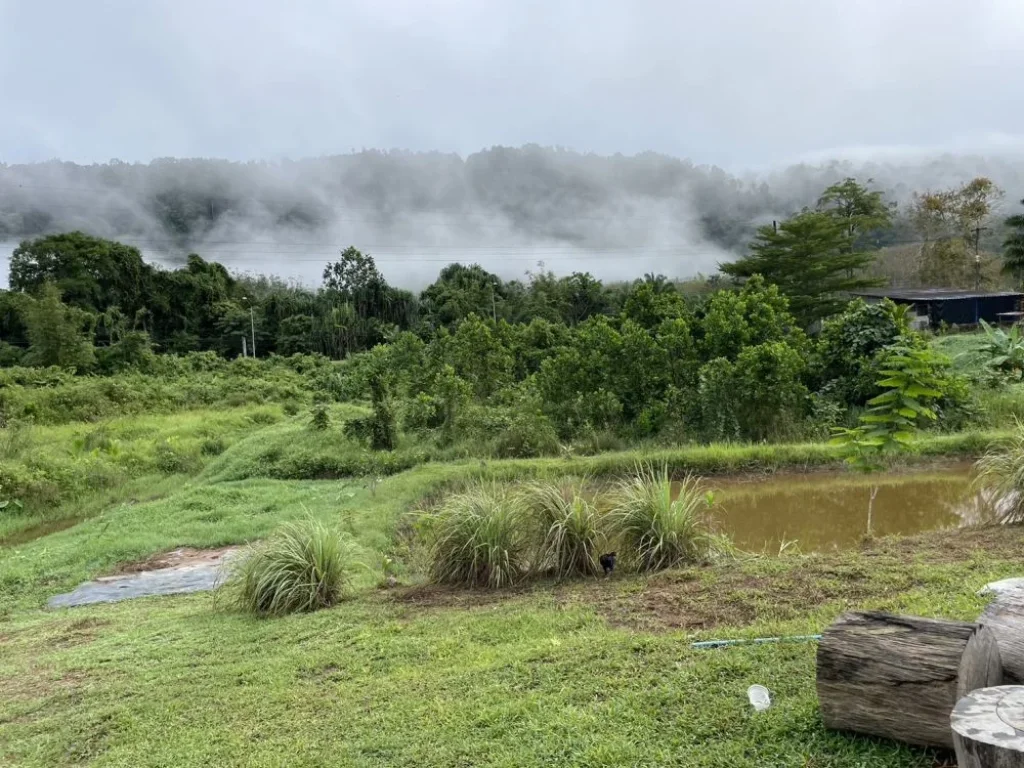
[816,612,1002,749]
[952,686,1024,767]
[980,584,1024,685]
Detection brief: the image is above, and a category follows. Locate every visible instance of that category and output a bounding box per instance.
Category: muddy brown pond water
[696,462,983,552]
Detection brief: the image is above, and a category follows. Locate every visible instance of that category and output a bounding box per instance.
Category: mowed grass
[3,523,1023,768]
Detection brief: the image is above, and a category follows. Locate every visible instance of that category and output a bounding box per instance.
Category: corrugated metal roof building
[850,289,1024,330]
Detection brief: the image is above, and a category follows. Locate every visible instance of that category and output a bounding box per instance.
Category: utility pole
[243,296,256,357]
[242,336,247,358]
[973,226,988,291]
[490,285,497,323]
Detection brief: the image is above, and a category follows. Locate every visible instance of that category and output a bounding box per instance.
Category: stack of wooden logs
[816,585,1024,766]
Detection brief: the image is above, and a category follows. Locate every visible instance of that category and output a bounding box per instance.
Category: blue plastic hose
[690,634,822,650]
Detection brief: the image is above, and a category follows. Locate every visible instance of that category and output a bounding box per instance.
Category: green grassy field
[2,356,1023,767]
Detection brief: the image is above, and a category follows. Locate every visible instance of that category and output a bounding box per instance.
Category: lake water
[697,463,986,552]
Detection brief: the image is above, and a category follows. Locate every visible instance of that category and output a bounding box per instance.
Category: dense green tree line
[0,177,988,448]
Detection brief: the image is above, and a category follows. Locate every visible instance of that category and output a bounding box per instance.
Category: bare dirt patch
[387,525,1024,632]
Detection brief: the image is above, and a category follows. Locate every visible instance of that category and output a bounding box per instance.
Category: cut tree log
[816,611,1002,749]
[980,584,1024,685]
[952,686,1024,767]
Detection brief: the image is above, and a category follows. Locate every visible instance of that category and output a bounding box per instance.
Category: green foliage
[1003,198,1024,285]
[831,346,948,470]
[698,275,800,360]
[526,478,605,578]
[611,464,724,572]
[226,519,355,616]
[426,483,530,588]
[721,211,884,325]
[816,177,894,248]
[10,232,152,316]
[977,319,1024,377]
[812,299,911,406]
[492,407,561,459]
[96,331,156,373]
[696,342,807,442]
[347,373,397,451]
[0,483,24,514]
[309,404,331,431]
[911,177,1004,287]
[22,283,96,370]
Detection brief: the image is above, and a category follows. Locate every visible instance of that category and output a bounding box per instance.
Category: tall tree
[1003,199,1024,286]
[910,177,1004,287]
[720,211,882,326]
[22,283,96,369]
[10,232,152,316]
[817,178,894,248]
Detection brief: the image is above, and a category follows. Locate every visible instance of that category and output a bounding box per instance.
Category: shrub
[493,410,560,459]
[282,401,301,416]
[200,437,228,456]
[225,519,354,616]
[526,478,605,578]
[610,464,724,571]
[153,438,200,474]
[309,404,331,431]
[974,419,1024,523]
[426,483,530,588]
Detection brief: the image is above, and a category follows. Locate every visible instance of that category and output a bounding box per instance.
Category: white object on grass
[748,685,771,712]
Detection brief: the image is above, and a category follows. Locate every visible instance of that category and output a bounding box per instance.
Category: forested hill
[3,148,1024,286]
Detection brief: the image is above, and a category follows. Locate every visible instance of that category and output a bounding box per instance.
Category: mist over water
[2,147,1024,289]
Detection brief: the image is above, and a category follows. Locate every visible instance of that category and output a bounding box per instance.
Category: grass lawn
[2,453,1023,766]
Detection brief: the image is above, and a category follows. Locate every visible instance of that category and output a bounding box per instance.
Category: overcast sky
[1,0,1023,168]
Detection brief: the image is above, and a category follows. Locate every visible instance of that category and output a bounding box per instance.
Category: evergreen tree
[720,211,883,326]
[1003,199,1024,286]
[22,283,96,369]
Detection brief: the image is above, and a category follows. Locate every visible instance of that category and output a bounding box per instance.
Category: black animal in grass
[599,552,617,576]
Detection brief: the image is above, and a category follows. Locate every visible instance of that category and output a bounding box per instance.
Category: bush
[610,464,724,571]
[309,405,331,431]
[526,478,605,578]
[426,483,530,588]
[225,519,354,616]
[153,438,200,474]
[493,410,560,459]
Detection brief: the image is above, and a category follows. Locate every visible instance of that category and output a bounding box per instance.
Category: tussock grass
[527,477,606,578]
[226,519,354,616]
[974,418,1024,523]
[427,483,530,588]
[611,464,726,572]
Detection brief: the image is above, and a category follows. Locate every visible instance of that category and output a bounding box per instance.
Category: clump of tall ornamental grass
[527,477,606,578]
[611,464,724,571]
[974,420,1024,523]
[226,519,354,616]
[427,482,530,588]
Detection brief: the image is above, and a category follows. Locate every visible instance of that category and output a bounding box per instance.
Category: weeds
[427,483,530,588]
[225,519,354,616]
[610,464,725,571]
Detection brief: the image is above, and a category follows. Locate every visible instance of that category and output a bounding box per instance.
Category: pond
[699,462,987,552]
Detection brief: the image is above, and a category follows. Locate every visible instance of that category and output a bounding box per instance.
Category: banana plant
[978,319,1024,376]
